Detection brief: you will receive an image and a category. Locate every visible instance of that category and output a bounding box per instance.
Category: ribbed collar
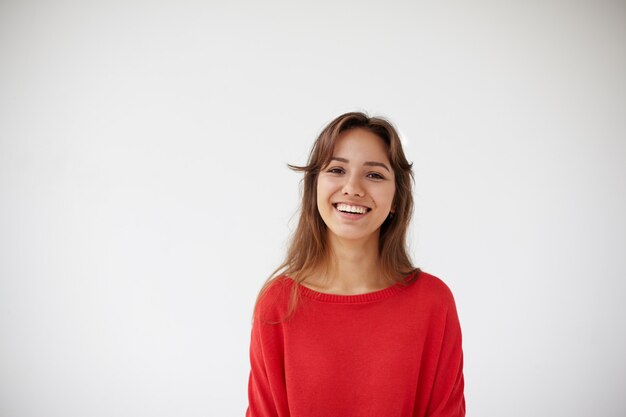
[287,270,419,304]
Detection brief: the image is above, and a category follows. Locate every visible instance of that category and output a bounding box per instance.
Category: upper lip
[333,201,372,210]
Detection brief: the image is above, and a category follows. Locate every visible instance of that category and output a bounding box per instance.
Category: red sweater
[246,271,465,417]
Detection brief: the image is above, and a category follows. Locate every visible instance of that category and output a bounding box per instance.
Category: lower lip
[334,206,368,220]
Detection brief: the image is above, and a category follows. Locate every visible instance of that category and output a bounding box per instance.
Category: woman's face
[316,128,396,245]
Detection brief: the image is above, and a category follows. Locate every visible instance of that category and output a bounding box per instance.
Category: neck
[306,232,390,295]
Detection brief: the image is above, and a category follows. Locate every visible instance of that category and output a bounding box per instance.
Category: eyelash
[327,167,345,175]
[326,167,385,180]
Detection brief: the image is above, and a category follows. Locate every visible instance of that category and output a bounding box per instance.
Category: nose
[342,173,365,197]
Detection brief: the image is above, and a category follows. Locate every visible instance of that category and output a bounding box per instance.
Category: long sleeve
[247,322,279,416]
[424,294,465,417]
[246,281,291,417]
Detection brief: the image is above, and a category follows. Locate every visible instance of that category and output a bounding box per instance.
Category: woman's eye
[327,167,345,174]
[367,172,385,180]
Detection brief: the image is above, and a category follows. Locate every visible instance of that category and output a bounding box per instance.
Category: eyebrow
[330,157,390,172]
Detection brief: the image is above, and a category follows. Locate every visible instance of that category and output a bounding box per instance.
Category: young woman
[246,112,465,417]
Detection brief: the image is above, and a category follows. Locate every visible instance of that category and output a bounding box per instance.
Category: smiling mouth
[333,203,372,214]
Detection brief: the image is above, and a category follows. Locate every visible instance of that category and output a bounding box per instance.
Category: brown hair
[254,112,418,321]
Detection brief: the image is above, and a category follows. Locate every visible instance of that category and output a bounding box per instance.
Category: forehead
[332,128,390,161]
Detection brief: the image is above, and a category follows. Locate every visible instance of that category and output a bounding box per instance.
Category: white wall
[1,1,625,416]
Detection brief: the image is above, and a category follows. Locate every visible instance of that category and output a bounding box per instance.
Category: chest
[280,302,438,416]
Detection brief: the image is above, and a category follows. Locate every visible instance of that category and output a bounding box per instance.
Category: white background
[1,1,625,416]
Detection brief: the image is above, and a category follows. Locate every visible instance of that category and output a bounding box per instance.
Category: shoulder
[411,270,459,310]
[409,271,463,335]
[253,275,294,323]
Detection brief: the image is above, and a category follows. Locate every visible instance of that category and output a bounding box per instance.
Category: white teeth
[336,203,368,214]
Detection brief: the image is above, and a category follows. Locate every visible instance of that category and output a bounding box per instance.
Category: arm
[246,278,292,417]
[426,298,466,417]
[246,320,281,417]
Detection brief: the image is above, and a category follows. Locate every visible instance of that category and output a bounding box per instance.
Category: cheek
[381,186,396,208]
[315,180,324,204]
[316,179,330,211]
[316,177,334,200]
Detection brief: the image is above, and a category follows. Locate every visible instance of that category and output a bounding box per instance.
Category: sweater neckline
[287,270,419,304]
